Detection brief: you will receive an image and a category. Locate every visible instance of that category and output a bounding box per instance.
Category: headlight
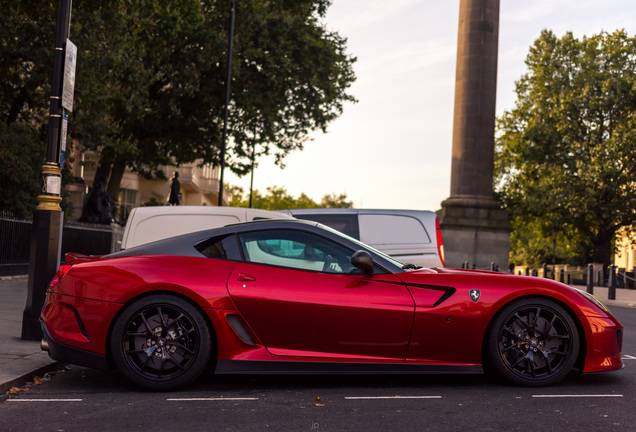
[574,287,609,312]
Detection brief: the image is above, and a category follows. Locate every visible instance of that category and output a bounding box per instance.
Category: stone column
[438,0,511,270]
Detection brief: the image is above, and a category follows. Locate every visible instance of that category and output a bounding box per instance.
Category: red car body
[41,220,622,390]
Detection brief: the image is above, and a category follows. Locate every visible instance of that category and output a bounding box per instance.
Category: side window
[291,214,360,239]
[195,235,242,260]
[359,215,431,245]
[238,229,357,274]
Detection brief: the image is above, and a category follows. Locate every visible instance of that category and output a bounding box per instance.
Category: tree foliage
[0,0,356,213]
[0,123,45,219]
[228,185,353,210]
[496,30,636,267]
[0,2,56,216]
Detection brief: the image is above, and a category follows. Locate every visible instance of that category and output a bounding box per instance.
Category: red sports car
[41,219,623,390]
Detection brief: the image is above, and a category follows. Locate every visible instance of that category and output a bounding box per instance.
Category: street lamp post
[218,0,236,207]
[21,0,72,341]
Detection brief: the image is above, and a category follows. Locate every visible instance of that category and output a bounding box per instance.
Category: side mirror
[351,250,374,274]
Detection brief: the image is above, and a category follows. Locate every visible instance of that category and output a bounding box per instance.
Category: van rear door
[358,214,440,268]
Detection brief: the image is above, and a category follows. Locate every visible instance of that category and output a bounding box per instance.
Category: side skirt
[215,360,483,375]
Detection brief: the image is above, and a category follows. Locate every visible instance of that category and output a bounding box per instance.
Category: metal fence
[0,211,120,277]
[0,212,33,276]
[459,259,635,290]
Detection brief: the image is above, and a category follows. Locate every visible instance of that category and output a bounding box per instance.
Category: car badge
[469,289,481,303]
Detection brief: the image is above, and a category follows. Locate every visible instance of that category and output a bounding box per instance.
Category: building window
[117,188,137,223]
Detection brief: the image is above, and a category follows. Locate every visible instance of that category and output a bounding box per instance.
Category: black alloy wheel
[110,294,213,391]
[487,297,579,386]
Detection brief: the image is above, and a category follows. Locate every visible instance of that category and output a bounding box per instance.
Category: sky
[225,0,636,211]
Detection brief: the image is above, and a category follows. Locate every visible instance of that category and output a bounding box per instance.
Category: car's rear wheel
[487,297,579,386]
[110,294,213,391]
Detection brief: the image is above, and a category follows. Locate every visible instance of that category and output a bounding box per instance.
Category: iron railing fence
[0,212,118,277]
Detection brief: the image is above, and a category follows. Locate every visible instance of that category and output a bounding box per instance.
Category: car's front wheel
[487,297,580,386]
[110,294,213,391]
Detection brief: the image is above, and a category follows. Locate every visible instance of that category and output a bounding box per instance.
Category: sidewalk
[0,277,59,394]
[0,277,635,394]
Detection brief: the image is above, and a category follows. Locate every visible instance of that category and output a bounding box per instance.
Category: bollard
[490,262,496,272]
[608,264,617,300]
[542,263,548,279]
[525,267,530,277]
[532,269,538,277]
[559,269,565,283]
[587,264,593,294]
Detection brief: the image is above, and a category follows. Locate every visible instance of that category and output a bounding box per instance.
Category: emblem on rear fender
[469,289,481,303]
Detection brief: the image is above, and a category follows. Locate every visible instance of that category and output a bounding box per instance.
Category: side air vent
[226,314,256,345]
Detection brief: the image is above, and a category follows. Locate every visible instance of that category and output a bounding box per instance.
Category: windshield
[315,223,407,270]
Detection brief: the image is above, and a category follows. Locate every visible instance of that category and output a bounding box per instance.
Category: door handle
[237,273,256,282]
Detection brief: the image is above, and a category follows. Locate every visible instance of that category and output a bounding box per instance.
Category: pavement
[1,275,635,395]
[0,276,61,394]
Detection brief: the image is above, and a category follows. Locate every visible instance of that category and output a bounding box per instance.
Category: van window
[359,215,431,245]
[291,214,360,239]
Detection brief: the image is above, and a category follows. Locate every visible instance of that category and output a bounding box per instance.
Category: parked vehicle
[42,219,623,390]
[120,206,293,250]
[278,209,444,267]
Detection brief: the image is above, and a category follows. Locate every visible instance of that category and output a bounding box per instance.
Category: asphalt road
[2,306,635,432]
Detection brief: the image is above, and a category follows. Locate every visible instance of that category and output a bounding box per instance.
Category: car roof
[107,219,322,259]
[104,219,403,272]
[129,205,292,218]
[279,208,436,217]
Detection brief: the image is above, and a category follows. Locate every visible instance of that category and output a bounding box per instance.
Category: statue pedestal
[437,196,511,271]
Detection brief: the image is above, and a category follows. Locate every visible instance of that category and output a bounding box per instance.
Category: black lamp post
[218,0,235,207]
[248,141,256,208]
[22,0,72,340]
[551,226,558,280]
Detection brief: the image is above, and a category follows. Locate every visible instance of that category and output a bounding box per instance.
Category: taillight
[49,264,72,288]
[435,218,445,267]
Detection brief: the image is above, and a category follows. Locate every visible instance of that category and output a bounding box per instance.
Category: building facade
[64,145,226,223]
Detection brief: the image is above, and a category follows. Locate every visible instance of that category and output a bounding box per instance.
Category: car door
[227,229,414,360]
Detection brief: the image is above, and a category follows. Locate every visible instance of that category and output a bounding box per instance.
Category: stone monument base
[437,196,511,271]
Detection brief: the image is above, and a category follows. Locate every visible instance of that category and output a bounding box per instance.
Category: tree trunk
[94,145,116,187]
[593,225,616,268]
[107,154,128,202]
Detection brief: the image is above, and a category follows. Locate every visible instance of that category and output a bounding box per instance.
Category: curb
[1,362,61,395]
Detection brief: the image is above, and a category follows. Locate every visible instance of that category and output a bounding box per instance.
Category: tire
[486,297,579,386]
[110,294,213,391]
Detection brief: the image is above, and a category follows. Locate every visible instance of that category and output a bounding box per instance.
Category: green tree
[496,30,636,267]
[228,185,352,210]
[73,0,357,198]
[0,2,56,216]
[1,0,356,212]
[0,124,45,219]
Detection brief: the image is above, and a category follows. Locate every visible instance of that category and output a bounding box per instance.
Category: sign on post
[60,113,68,169]
[62,38,77,112]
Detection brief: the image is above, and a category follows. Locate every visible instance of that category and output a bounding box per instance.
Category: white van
[120,206,293,250]
[278,209,444,268]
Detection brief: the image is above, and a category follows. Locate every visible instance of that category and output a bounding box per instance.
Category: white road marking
[8,399,83,402]
[532,395,623,398]
[344,396,442,400]
[622,355,636,359]
[166,397,259,401]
